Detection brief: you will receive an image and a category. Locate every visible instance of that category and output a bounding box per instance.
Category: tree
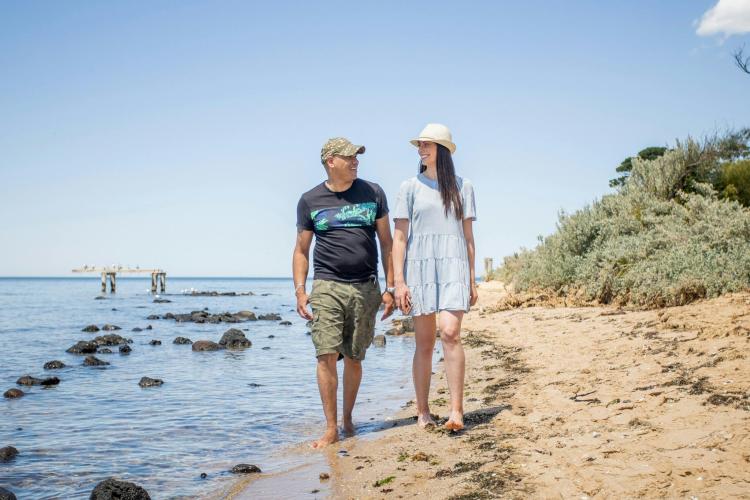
[609,146,668,188]
[734,45,750,76]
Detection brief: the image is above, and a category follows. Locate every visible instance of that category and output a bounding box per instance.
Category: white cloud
[696,0,750,37]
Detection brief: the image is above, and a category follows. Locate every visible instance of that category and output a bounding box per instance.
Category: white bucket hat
[410,123,456,154]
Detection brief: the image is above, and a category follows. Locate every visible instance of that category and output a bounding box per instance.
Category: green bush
[494,132,750,308]
[718,159,750,206]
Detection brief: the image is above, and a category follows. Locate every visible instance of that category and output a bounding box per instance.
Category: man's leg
[313,352,339,448]
[413,313,437,427]
[439,310,465,430]
[342,356,362,435]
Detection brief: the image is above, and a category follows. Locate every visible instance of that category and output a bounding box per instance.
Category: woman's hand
[469,282,479,307]
[395,283,412,314]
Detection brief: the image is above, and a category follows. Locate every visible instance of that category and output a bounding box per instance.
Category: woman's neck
[422,165,438,180]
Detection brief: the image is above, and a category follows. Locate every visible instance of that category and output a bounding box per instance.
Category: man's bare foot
[311,428,339,448]
[417,412,437,429]
[341,417,355,437]
[444,411,464,431]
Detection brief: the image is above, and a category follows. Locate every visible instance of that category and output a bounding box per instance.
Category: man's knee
[317,352,339,367]
[343,356,362,370]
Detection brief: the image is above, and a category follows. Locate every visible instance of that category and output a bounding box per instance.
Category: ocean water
[0,278,419,499]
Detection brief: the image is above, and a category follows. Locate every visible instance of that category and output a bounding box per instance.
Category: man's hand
[296,291,313,320]
[381,291,395,320]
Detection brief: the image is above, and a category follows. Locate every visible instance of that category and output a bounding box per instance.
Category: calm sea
[0,277,420,499]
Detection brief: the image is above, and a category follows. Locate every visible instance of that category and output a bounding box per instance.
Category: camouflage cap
[320,137,366,165]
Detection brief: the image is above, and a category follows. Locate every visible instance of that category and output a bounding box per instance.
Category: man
[293,137,395,448]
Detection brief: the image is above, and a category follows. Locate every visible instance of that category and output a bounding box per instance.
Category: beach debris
[119,345,132,354]
[0,446,18,462]
[279,320,292,326]
[319,472,330,480]
[191,340,223,352]
[0,486,17,500]
[570,390,601,404]
[102,324,121,331]
[138,377,164,388]
[90,478,151,500]
[373,476,395,487]
[83,355,109,367]
[3,388,24,399]
[66,341,98,354]
[372,335,386,347]
[43,360,65,370]
[258,313,282,321]
[82,324,100,332]
[149,340,161,345]
[173,337,193,345]
[219,328,252,349]
[16,376,59,386]
[230,464,261,474]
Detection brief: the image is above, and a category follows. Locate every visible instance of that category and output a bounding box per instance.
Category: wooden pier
[72,266,167,293]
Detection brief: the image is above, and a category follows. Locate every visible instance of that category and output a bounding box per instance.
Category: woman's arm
[463,218,478,306]
[392,218,411,312]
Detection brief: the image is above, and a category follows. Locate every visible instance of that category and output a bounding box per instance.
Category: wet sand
[231,282,750,499]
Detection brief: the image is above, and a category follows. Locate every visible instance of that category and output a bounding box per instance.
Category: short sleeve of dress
[462,179,477,221]
[296,196,313,231]
[392,179,413,220]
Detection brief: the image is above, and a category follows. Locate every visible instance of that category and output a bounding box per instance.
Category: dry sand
[234,282,750,499]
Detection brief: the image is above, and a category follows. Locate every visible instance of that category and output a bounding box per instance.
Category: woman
[392,123,477,431]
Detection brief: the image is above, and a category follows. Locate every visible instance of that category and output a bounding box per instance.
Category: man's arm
[293,229,314,320]
[375,215,395,320]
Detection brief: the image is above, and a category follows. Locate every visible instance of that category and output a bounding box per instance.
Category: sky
[1,0,749,277]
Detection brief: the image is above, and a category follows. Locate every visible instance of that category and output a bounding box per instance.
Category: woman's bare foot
[417,412,437,429]
[444,411,464,431]
[311,428,339,448]
[341,417,356,437]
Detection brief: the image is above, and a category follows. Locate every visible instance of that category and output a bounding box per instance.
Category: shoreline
[232,282,750,498]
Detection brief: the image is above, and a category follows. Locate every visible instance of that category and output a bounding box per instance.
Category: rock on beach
[90,478,151,500]
[173,337,193,345]
[66,341,98,354]
[102,324,121,331]
[192,340,223,352]
[372,335,386,347]
[16,376,59,386]
[83,355,109,367]
[0,486,17,500]
[230,464,262,474]
[3,389,24,399]
[258,313,281,321]
[82,324,100,332]
[43,360,65,370]
[138,377,164,388]
[219,328,252,349]
[0,446,18,462]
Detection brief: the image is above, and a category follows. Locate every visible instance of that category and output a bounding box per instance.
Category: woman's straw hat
[410,123,456,154]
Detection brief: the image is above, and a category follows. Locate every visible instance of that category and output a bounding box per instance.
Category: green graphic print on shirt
[310,202,377,232]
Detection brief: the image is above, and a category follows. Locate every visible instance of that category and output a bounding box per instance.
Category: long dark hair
[419,143,463,219]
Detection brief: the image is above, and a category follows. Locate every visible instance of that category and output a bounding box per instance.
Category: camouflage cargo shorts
[308,279,382,361]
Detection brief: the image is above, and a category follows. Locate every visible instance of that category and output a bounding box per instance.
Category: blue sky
[1,0,748,277]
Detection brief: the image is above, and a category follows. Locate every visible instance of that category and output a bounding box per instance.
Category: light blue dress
[393,173,477,316]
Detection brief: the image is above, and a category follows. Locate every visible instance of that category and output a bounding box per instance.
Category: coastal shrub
[494,131,750,308]
[717,159,750,206]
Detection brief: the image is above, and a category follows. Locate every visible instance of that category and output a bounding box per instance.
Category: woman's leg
[413,313,437,427]
[439,310,465,429]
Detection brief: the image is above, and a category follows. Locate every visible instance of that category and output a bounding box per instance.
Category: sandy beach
[234,282,750,499]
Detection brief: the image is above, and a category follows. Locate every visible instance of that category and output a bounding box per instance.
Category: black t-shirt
[297,179,389,283]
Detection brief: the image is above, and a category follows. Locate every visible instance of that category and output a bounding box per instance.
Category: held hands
[296,290,313,320]
[394,283,412,315]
